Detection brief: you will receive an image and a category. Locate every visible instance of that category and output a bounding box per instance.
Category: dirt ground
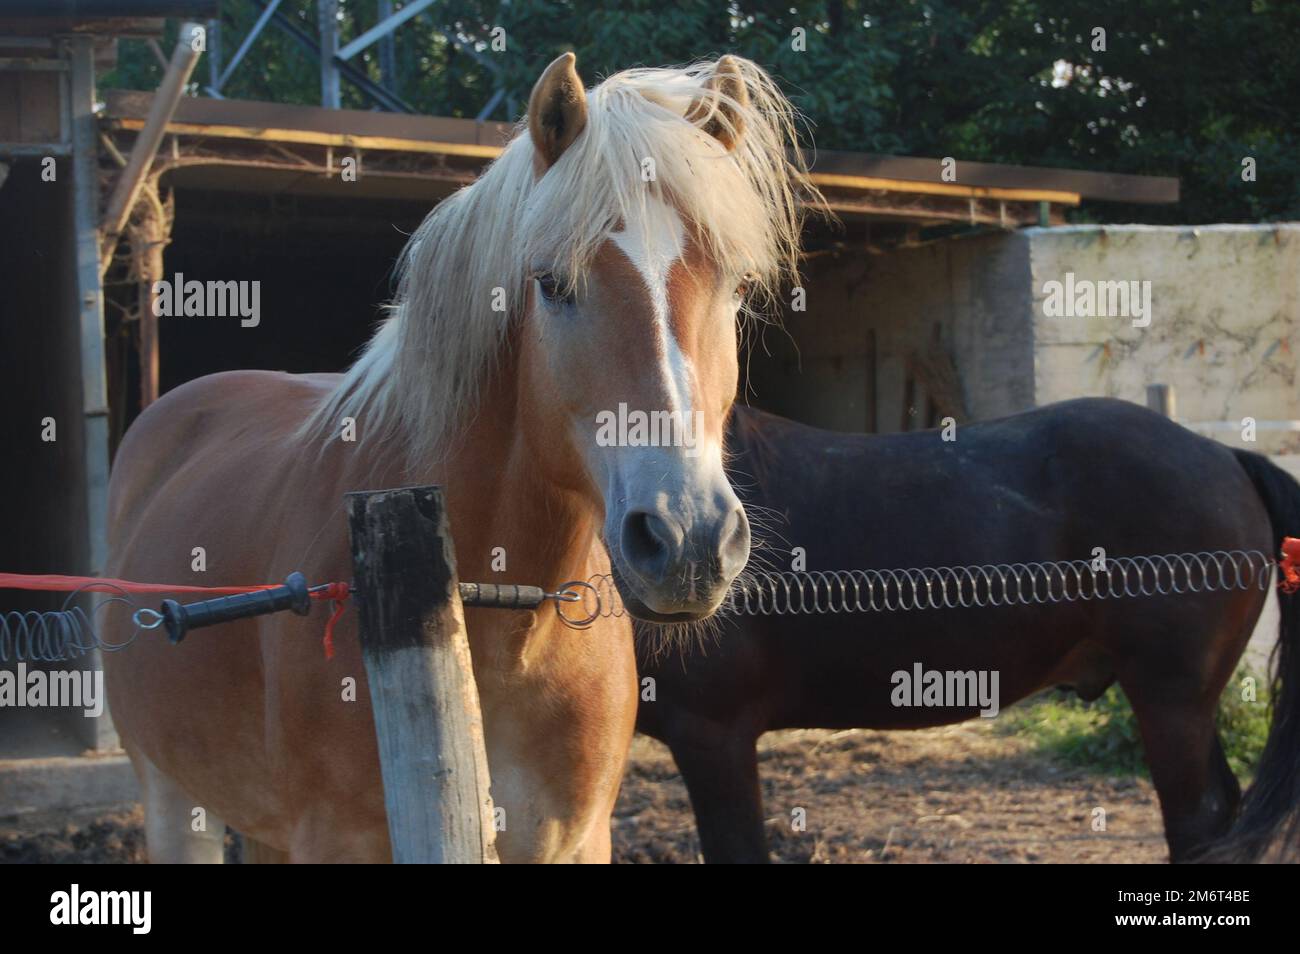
[612,722,1167,863]
[1,721,1167,863]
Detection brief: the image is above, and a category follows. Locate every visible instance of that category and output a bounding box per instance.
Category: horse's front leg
[134,753,228,864]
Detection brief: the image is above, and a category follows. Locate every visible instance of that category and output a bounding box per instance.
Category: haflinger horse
[637,401,1300,863]
[102,53,815,863]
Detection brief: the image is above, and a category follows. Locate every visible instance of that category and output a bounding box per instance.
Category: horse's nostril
[621,511,679,580]
[718,506,751,576]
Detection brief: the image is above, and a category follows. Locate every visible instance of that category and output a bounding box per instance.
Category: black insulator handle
[161,573,311,644]
[458,582,547,610]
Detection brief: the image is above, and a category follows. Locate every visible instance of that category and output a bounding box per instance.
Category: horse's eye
[536,273,573,306]
[734,279,752,301]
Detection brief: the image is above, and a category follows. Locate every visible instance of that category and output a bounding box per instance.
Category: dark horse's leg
[668,732,769,863]
[1123,683,1240,862]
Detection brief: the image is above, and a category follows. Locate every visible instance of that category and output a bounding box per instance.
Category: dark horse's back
[635,398,1298,862]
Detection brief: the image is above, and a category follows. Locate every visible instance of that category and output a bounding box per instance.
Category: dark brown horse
[636,400,1300,863]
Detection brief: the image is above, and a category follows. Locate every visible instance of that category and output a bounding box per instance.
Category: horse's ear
[687,55,749,152]
[528,52,588,168]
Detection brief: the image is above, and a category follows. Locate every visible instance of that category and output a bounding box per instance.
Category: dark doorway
[109,187,430,438]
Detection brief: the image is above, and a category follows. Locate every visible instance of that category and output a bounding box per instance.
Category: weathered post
[346,486,498,863]
[1147,383,1176,419]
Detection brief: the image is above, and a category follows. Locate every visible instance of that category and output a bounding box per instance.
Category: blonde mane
[302,57,819,467]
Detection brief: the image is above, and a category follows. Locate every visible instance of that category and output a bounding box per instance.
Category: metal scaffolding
[205,0,508,118]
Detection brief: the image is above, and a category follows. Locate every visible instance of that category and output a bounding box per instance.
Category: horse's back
[732,397,1259,558]
[108,370,340,562]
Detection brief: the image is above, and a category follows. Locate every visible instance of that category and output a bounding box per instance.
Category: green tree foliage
[100,1,1299,223]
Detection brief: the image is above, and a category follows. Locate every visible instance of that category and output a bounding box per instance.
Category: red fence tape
[0,573,281,596]
[1280,537,1300,594]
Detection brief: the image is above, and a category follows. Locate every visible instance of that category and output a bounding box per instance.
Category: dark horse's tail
[1206,449,1300,862]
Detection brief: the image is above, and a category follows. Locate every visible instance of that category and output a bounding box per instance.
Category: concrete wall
[1028,224,1300,453]
[745,231,1035,433]
[747,224,1300,452]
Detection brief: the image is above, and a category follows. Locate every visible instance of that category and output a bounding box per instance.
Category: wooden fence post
[346,486,498,863]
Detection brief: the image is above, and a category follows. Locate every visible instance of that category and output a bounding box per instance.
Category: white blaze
[610,198,691,415]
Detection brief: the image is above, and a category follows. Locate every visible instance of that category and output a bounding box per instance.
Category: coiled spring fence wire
[562,550,1277,625]
[0,584,142,664]
[0,550,1282,652]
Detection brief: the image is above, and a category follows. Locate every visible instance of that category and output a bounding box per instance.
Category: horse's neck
[417,354,601,593]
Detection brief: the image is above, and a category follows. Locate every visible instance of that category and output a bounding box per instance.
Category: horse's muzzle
[610,503,750,621]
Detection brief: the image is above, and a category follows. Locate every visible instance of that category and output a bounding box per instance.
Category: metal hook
[133,608,165,630]
[553,581,601,629]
